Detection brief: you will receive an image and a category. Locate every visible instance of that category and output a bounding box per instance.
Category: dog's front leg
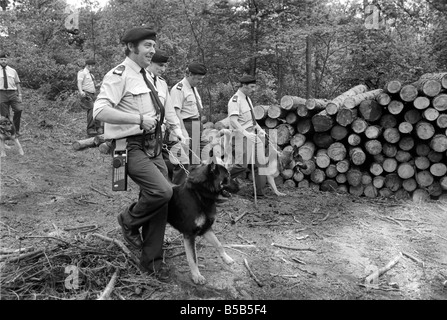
[183,235,206,285]
[13,139,24,156]
[203,230,234,265]
[0,140,6,157]
[266,175,286,196]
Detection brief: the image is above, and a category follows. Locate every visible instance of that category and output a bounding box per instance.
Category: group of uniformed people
[92,26,267,282]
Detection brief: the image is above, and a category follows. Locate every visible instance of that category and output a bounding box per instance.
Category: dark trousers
[125,136,172,272]
[172,120,206,185]
[80,92,102,132]
[0,90,23,133]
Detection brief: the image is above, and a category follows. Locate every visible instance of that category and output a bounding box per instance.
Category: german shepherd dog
[168,163,239,284]
[0,116,24,157]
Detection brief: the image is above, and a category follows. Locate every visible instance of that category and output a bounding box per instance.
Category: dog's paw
[222,253,234,265]
[191,273,207,285]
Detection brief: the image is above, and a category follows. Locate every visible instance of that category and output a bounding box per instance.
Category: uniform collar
[124,56,146,74]
[182,77,193,90]
[237,88,248,100]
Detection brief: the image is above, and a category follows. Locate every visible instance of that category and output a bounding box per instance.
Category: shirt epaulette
[176,82,183,90]
[232,95,238,102]
[113,65,125,76]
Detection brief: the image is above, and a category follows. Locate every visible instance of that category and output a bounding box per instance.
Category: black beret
[188,62,207,75]
[239,75,256,84]
[151,49,169,64]
[0,52,7,58]
[85,59,96,65]
[122,27,156,43]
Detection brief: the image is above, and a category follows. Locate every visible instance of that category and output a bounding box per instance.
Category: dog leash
[162,144,190,177]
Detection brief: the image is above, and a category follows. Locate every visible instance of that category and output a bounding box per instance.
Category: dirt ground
[1,89,446,300]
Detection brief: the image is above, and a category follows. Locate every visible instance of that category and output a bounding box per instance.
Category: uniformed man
[0,52,24,136]
[146,49,179,181]
[77,59,103,136]
[169,62,207,184]
[227,74,267,197]
[93,27,186,282]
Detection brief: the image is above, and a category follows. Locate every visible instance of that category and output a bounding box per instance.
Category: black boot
[117,203,142,250]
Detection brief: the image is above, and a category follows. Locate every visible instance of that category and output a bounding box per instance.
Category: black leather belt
[183,117,200,122]
[126,133,156,140]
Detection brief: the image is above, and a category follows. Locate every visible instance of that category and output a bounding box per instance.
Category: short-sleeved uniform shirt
[93,57,180,140]
[0,66,20,90]
[170,77,202,120]
[227,89,256,131]
[77,68,96,93]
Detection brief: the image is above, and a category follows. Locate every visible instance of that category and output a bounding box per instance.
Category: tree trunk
[402,178,417,192]
[293,170,305,182]
[415,170,434,187]
[440,176,447,190]
[383,127,400,144]
[327,142,347,161]
[268,105,287,119]
[285,111,299,125]
[311,111,333,132]
[364,139,382,155]
[411,79,442,97]
[343,89,383,109]
[253,105,269,120]
[351,118,368,134]
[364,125,382,139]
[373,175,385,188]
[320,179,338,192]
[306,98,329,111]
[415,121,435,140]
[297,141,316,161]
[289,133,306,148]
[310,168,326,184]
[296,119,312,134]
[398,136,414,151]
[363,184,378,198]
[413,96,430,110]
[387,100,404,115]
[349,147,366,165]
[422,108,439,122]
[397,162,415,179]
[265,117,279,129]
[395,150,411,163]
[280,95,306,111]
[346,167,362,186]
[330,125,348,141]
[347,133,361,146]
[384,80,402,94]
[398,122,413,134]
[335,173,347,184]
[349,184,364,196]
[415,156,430,170]
[412,188,430,202]
[325,84,368,115]
[315,149,331,169]
[432,94,447,112]
[336,108,356,127]
[399,84,418,102]
[376,92,391,106]
[430,163,447,177]
[380,114,397,129]
[370,162,384,176]
[418,72,447,89]
[385,173,402,191]
[404,109,422,124]
[415,143,430,156]
[325,164,338,178]
[335,159,350,174]
[359,99,382,122]
[382,143,397,157]
[383,158,398,173]
[436,114,447,129]
[276,124,295,145]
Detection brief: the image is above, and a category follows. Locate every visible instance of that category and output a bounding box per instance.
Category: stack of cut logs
[254,72,447,202]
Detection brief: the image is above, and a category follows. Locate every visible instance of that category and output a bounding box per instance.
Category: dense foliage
[0,0,446,122]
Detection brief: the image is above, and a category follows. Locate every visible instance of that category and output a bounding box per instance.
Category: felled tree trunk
[325,84,368,115]
[280,95,306,111]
